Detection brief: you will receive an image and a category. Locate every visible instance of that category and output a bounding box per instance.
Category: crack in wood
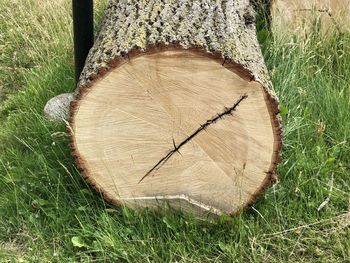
[138,94,248,184]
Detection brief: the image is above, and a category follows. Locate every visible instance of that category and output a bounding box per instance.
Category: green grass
[0,1,349,262]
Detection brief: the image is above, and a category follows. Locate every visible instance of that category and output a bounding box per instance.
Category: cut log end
[271,0,350,37]
[69,47,282,216]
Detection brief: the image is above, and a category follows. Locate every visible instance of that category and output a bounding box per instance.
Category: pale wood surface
[271,0,350,37]
[71,50,278,216]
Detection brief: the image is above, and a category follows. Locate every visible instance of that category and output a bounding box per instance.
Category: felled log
[69,0,282,216]
[44,93,74,121]
[271,0,350,37]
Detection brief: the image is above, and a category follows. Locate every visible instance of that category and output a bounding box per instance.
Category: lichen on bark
[77,0,277,102]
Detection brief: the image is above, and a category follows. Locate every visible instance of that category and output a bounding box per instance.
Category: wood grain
[70,49,280,216]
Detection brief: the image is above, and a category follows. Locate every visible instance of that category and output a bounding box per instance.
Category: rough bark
[44,93,74,121]
[78,0,277,100]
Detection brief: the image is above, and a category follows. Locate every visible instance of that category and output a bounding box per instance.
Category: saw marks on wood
[71,50,276,215]
[271,0,350,37]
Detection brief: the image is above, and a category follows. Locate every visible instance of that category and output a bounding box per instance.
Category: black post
[72,0,94,84]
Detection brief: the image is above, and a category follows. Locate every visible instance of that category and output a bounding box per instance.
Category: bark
[77,0,278,103]
[44,93,74,121]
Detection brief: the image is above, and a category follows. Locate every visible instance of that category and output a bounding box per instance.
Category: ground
[0,0,349,262]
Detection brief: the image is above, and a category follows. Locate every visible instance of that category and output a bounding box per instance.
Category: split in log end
[69,46,282,217]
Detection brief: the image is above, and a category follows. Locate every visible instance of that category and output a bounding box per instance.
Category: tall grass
[0,0,72,102]
[0,1,349,262]
[0,0,107,102]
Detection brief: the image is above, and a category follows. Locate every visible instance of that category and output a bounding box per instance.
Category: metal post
[72,0,94,84]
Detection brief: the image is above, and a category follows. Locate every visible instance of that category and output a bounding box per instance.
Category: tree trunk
[271,0,350,37]
[69,0,282,217]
